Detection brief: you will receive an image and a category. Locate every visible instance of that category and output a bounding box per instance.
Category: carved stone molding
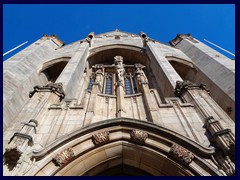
[174,80,209,97]
[53,148,75,166]
[169,33,198,47]
[49,99,83,110]
[8,132,33,146]
[170,144,194,164]
[29,82,65,100]
[20,122,37,134]
[212,152,235,176]
[130,129,148,143]
[92,130,110,145]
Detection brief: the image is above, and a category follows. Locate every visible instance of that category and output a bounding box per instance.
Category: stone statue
[134,64,148,84]
[114,56,125,82]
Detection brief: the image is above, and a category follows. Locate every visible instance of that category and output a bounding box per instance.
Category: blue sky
[3,4,235,60]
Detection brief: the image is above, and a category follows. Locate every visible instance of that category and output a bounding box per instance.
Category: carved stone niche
[53,148,75,167]
[92,130,110,145]
[3,146,22,171]
[130,129,148,143]
[170,144,194,164]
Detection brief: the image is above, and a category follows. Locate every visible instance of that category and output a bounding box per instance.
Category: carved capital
[92,130,110,145]
[29,82,65,100]
[170,144,194,164]
[53,148,75,166]
[174,80,209,97]
[130,129,148,143]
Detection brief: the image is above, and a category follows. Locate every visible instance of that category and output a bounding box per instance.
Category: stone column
[83,65,104,126]
[3,82,64,175]
[56,41,89,99]
[146,41,182,97]
[134,64,160,123]
[174,80,235,175]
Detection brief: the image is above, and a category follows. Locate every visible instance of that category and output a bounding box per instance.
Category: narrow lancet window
[105,74,113,95]
[132,78,138,93]
[87,78,94,92]
[125,78,133,95]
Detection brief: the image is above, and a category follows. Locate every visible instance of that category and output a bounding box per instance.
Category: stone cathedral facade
[3,30,235,176]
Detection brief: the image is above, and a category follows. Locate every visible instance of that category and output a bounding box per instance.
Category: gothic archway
[30,118,222,176]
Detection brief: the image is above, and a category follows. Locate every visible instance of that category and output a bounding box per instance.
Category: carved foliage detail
[170,144,194,164]
[53,148,75,166]
[131,129,148,143]
[92,130,110,145]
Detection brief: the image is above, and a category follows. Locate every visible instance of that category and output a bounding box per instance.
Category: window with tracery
[87,56,148,96]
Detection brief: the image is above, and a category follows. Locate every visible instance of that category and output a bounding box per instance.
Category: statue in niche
[95,68,104,83]
[135,67,144,79]
[134,64,148,84]
[114,56,125,82]
[93,64,104,89]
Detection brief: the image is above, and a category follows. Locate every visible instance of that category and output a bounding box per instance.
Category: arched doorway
[30,118,221,176]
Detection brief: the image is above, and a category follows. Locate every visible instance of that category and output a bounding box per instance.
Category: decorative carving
[29,82,65,100]
[205,116,235,156]
[92,130,110,145]
[15,152,34,176]
[174,80,209,97]
[53,148,75,166]
[212,153,235,176]
[8,132,33,146]
[134,64,148,84]
[169,33,198,47]
[130,129,148,143]
[93,64,104,90]
[4,146,22,171]
[170,144,194,164]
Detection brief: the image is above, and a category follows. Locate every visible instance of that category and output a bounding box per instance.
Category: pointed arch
[30,118,222,176]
